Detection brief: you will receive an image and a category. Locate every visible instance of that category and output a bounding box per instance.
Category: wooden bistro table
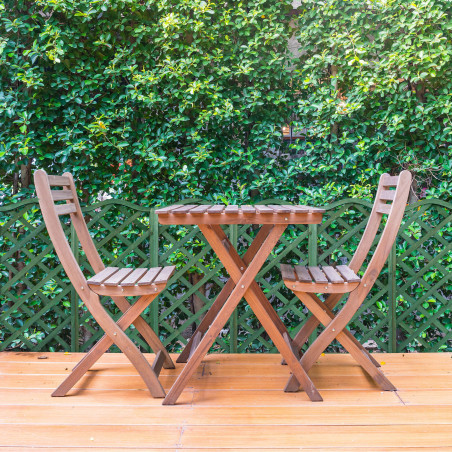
[156,203,325,405]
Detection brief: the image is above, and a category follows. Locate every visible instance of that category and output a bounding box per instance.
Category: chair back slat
[381,175,399,187]
[375,204,392,215]
[349,171,411,273]
[34,170,106,297]
[52,190,74,201]
[48,175,71,186]
[55,204,77,215]
[379,190,395,201]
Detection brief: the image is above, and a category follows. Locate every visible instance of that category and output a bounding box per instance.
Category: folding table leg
[53,294,165,398]
[200,224,322,401]
[177,225,274,363]
[163,223,319,404]
[210,225,290,337]
[285,291,396,393]
[176,278,234,363]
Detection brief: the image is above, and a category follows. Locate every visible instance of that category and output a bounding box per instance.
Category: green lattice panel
[395,201,452,352]
[0,200,73,351]
[1,196,451,353]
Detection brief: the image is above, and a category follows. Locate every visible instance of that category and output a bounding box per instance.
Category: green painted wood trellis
[1,197,451,353]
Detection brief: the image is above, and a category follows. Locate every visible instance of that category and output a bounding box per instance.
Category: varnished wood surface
[156,204,324,225]
[283,171,412,393]
[0,352,451,450]
[34,170,175,398]
[158,211,324,225]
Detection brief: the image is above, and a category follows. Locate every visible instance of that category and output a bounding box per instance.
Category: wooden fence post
[388,242,397,352]
[149,208,160,348]
[229,224,238,353]
[70,223,80,352]
[308,223,318,345]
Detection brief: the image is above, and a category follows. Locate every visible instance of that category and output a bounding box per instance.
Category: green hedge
[1,0,451,204]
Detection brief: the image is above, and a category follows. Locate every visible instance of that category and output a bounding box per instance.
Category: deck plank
[0,352,450,450]
[1,373,451,391]
[180,425,452,449]
[2,405,452,426]
[0,425,180,448]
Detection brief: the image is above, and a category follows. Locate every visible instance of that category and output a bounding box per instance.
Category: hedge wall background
[1,0,451,204]
[1,0,451,354]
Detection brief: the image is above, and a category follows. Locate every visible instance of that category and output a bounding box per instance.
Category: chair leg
[53,294,165,398]
[288,293,381,368]
[302,293,389,376]
[285,291,396,393]
[112,295,175,369]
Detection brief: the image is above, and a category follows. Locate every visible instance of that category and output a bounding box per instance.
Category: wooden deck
[0,352,451,451]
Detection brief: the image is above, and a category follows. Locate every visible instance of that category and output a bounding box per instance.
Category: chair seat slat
[268,205,291,213]
[241,205,255,214]
[322,266,344,284]
[154,265,176,284]
[137,267,162,285]
[255,205,274,214]
[173,204,198,215]
[87,267,120,285]
[284,205,308,213]
[207,205,225,214]
[308,266,329,283]
[51,190,74,201]
[155,205,182,215]
[120,268,149,286]
[280,264,296,281]
[224,205,239,214]
[103,268,134,286]
[190,205,211,214]
[55,204,77,215]
[294,265,312,283]
[336,265,360,283]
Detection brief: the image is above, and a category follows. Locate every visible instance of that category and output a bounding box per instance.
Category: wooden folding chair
[34,169,175,398]
[280,171,412,393]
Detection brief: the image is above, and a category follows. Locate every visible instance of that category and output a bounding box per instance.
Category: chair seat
[280,264,360,294]
[87,266,175,296]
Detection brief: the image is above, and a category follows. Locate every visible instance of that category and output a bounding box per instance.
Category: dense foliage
[1,0,451,205]
[289,0,452,202]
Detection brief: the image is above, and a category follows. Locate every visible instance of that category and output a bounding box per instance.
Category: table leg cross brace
[163,223,322,405]
[177,225,275,364]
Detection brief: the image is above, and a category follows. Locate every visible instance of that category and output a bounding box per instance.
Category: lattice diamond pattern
[395,202,452,351]
[1,197,451,353]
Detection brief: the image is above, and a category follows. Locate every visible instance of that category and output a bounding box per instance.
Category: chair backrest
[349,170,412,291]
[34,170,105,300]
